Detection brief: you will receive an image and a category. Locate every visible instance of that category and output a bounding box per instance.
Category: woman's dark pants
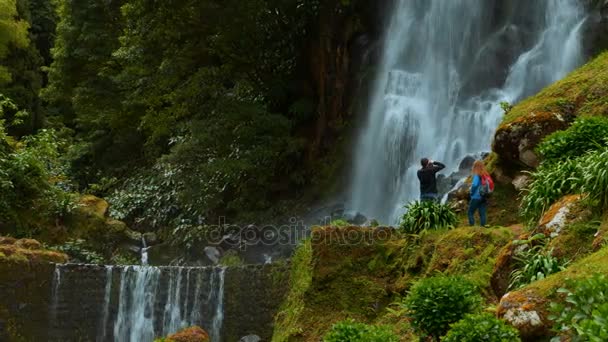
[468,198,487,226]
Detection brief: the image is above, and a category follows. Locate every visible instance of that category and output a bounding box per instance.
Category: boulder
[458,155,476,172]
[493,111,574,169]
[537,195,591,238]
[497,290,550,340]
[512,174,531,191]
[239,335,261,342]
[162,326,209,342]
[204,246,222,264]
[78,195,109,218]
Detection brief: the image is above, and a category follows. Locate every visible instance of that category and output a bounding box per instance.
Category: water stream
[349,0,588,223]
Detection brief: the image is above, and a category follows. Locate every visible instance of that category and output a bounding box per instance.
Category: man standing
[417,158,446,202]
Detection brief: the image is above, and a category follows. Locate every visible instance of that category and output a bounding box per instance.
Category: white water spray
[348,0,587,223]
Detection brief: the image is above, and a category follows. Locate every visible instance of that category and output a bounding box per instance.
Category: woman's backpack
[479,175,495,199]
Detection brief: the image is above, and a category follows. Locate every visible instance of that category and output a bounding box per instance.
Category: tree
[0,0,29,84]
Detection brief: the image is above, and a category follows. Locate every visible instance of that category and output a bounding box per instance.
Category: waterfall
[49,265,226,342]
[141,236,149,266]
[97,266,113,342]
[210,268,225,341]
[348,0,587,223]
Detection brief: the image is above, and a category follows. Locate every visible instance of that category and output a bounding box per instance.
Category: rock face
[306,0,386,162]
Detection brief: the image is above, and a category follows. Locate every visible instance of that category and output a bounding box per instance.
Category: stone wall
[223,263,290,341]
[0,261,56,341]
[0,262,289,342]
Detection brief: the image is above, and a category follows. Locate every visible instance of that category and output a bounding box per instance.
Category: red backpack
[480,175,494,198]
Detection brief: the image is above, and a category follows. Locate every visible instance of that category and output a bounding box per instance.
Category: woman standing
[468,160,492,226]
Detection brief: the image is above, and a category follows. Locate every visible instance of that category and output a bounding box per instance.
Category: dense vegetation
[0,0,375,240]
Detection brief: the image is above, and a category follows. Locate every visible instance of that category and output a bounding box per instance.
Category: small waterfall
[97,266,113,342]
[210,268,225,341]
[141,236,149,266]
[49,264,226,342]
[348,0,588,223]
[48,265,62,335]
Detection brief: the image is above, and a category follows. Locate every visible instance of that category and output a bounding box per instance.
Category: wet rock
[458,155,476,172]
[447,180,470,202]
[143,232,158,245]
[239,335,261,342]
[343,211,367,225]
[204,246,222,265]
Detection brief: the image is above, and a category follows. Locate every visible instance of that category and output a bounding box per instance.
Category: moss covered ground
[272,226,515,341]
[502,51,608,126]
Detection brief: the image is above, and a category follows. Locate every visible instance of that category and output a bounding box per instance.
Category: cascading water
[50,264,226,342]
[348,0,588,223]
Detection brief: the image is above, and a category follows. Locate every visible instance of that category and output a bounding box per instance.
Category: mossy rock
[0,238,67,264]
[155,326,209,342]
[78,194,109,218]
[494,52,608,169]
[497,247,608,340]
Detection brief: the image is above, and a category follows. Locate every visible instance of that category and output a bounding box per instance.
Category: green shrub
[509,244,567,290]
[404,276,482,340]
[0,103,75,231]
[329,219,350,227]
[443,313,521,342]
[549,274,608,341]
[537,117,608,163]
[52,239,105,264]
[323,319,398,342]
[219,250,243,267]
[399,201,457,234]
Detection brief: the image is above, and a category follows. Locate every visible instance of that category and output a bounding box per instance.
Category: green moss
[273,226,515,340]
[218,251,243,267]
[272,240,313,342]
[524,247,608,298]
[425,227,513,293]
[502,52,608,125]
[548,220,599,261]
